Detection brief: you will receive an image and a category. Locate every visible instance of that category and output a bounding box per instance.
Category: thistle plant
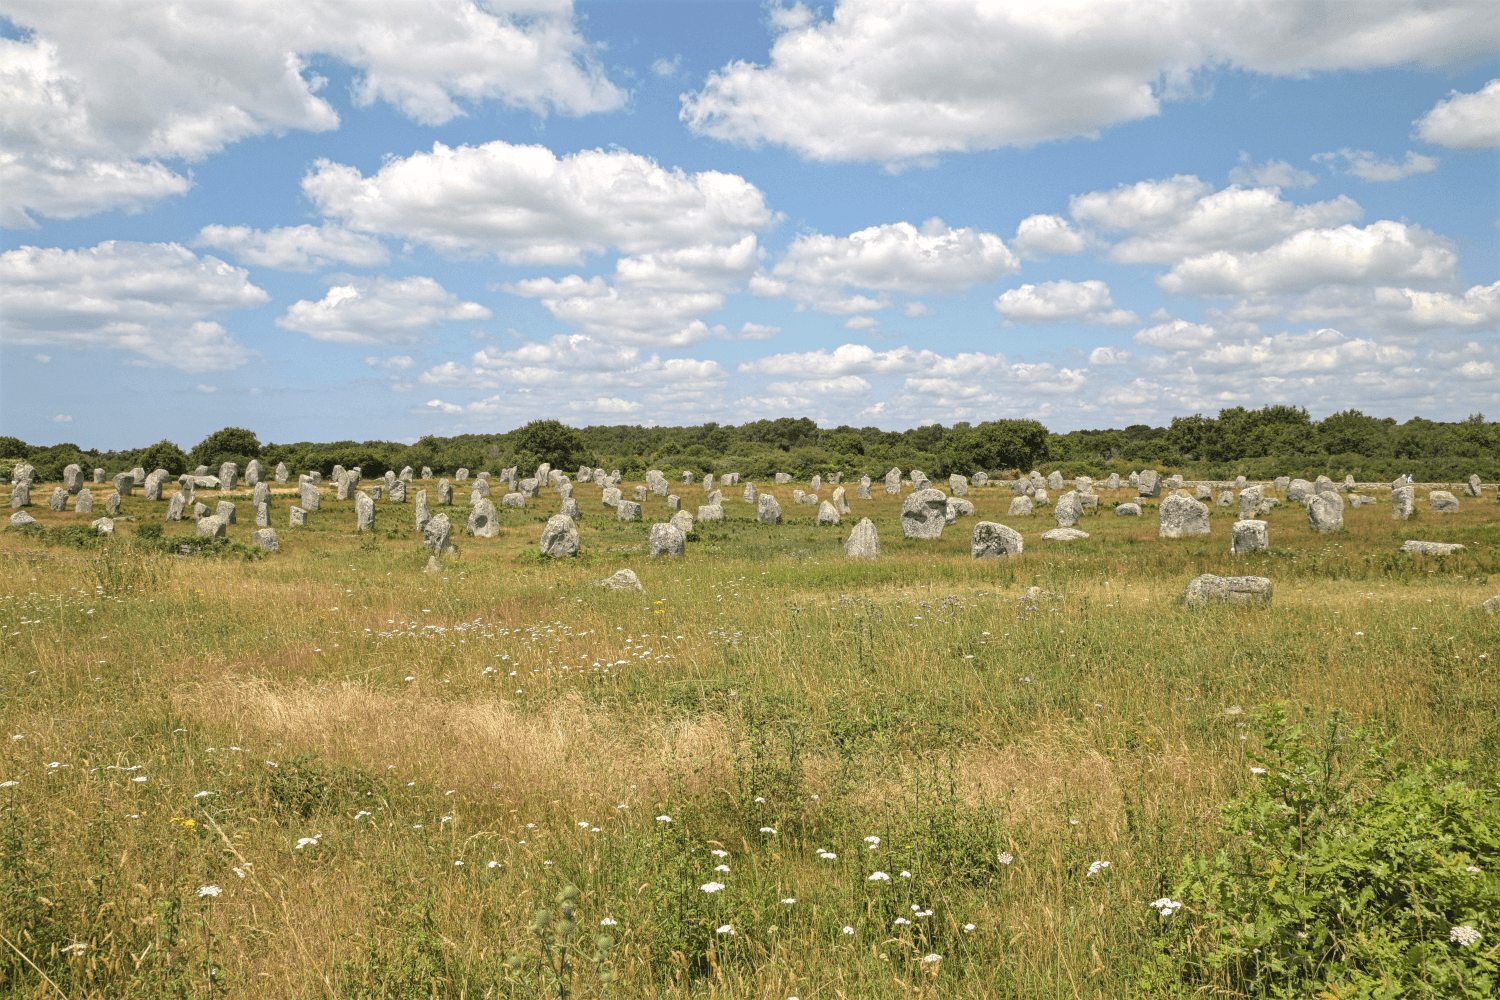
[506,885,616,999]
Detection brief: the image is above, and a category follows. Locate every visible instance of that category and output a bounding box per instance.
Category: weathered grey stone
[669,509,694,535]
[1349,494,1375,507]
[253,528,279,552]
[1159,494,1210,538]
[1231,519,1268,554]
[1429,490,1459,512]
[702,473,715,491]
[418,466,431,480]
[275,463,289,483]
[1105,473,1121,490]
[1195,484,1212,501]
[696,503,723,522]
[1464,474,1481,497]
[369,484,384,501]
[46,487,66,511]
[832,485,850,512]
[1079,492,1100,508]
[1008,495,1033,516]
[93,468,106,484]
[63,464,84,492]
[578,465,594,483]
[748,493,779,525]
[857,476,871,499]
[1136,470,1161,497]
[164,491,183,520]
[91,517,114,535]
[884,467,902,494]
[193,502,208,520]
[1074,476,1094,495]
[196,515,226,538]
[1391,485,1415,520]
[1215,490,1233,506]
[500,492,525,508]
[112,473,133,496]
[105,491,120,515]
[557,498,579,521]
[1046,470,1063,491]
[254,502,269,527]
[1185,574,1272,607]
[1237,485,1264,520]
[471,478,491,501]
[1115,502,1142,516]
[9,510,37,527]
[1054,491,1084,527]
[1286,478,1314,503]
[299,479,320,511]
[143,468,169,498]
[456,468,469,481]
[394,466,411,483]
[129,466,145,485]
[423,513,453,553]
[971,521,1023,559]
[602,486,622,507]
[972,471,989,487]
[219,463,238,492]
[911,472,930,492]
[252,481,269,505]
[1009,478,1028,495]
[10,463,35,486]
[539,514,580,557]
[335,474,353,500]
[668,494,680,511]
[1307,492,1344,532]
[1032,487,1049,506]
[597,568,644,591]
[816,500,841,525]
[1273,476,1290,493]
[437,479,452,505]
[1234,475,1247,490]
[389,481,406,503]
[648,522,685,557]
[705,489,723,505]
[1041,528,1089,541]
[809,474,821,491]
[743,482,758,503]
[76,488,94,514]
[1400,539,1464,555]
[774,472,791,485]
[289,506,306,527]
[947,473,968,496]
[414,490,430,530]
[792,489,805,505]
[617,500,643,522]
[467,499,498,537]
[355,492,375,531]
[900,488,948,539]
[1484,596,1500,614]
[844,518,879,559]
[557,481,573,501]
[244,459,264,487]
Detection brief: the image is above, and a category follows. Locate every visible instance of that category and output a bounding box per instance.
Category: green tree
[941,420,1048,474]
[135,439,189,476]
[191,427,262,468]
[0,436,29,460]
[511,420,585,471]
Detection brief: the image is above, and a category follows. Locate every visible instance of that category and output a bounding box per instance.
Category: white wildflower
[1450,925,1482,947]
[600,917,618,926]
[1087,860,1110,876]
[700,882,725,893]
[868,871,890,881]
[715,924,734,935]
[997,852,1013,865]
[197,885,222,898]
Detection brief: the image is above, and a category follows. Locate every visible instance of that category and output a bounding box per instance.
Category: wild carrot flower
[197,885,222,897]
[1450,926,1482,947]
[600,917,617,926]
[714,864,730,872]
[922,953,941,963]
[997,852,1013,865]
[760,827,777,834]
[842,926,854,934]
[1087,860,1110,876]
[1149,898,1183,917]
[700,882,725,893]
[868,872,890,881]
[781,898,796,904]
[894,917,911,925]
[715,924,734,935]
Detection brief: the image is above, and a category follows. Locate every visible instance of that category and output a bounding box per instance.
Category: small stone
[1185,574,1272,607]
[255,502,269,527]
[1008,495,1033,516]
[844,518,880,559]
[1307,493,1344,533]
[1115,502,1141,516]
[1400,539,1465,555]
[437,480,452,505]
[253,528,279,552]
[355,492,375,531]
[668,494,680,511]
[1047,471,1063,491]
[649,523,686,557]
[560,498,581,520]
[540,515,580,557]
[1234,475,1247,489]
[1105,473,1120,489]
[1159,494,1210,538]
[774,472,791,484]
[632,485,648,502]
[1195,484,1212,501]
[1464,474,1481,497]
[597,569,644,592]
[756,494,781,524]
[1274,476,1290,493]
[617,500,642,522]
[857,475,872,499]
[1429,490,1459,512]
[456,468,469,481]
[275,463,289,483]
[1215,490,1233,506]
[900,489,948,539]
[816,501,841,525]
[1080,493,1099,507]
[93,468,106,484]
[500,493,525,508]
[670,510,694,535]
[289,506,306,527]
[947,497,975,519]
[468,499,498,537]
[1041,528,1089,541]
[792,490,805,505]
[193,502,208,520]
[389,481,406,503]
[1483,596,1499,614]
[831,485,849,513]
[697,504,723,521]
[369,484,385,502]
[972,471,989,487]
[971,521,1023,559]
[1231,520,1268,554]
[1054,491,1084,527]
[1032,487,1049,506]
[196,515,227,538]
[105,491,121,515]
[424,513,453,553]
[809,473,821,491]
[77,489,95,514]
[9,511,37,527]
[91,517,114,535]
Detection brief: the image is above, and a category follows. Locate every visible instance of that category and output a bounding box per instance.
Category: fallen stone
[1400,540,1465,555]
[540,515,580,557]
[1231,519,1269,554]
[500,493,525,508]
[1185,574,1272,607]
[1008,495,1033,516]
[1159,494,1210,538]
[196,515,227,538]
[900,489,948,538]
[597,568,644,591]
[617,500,642,522]
[844,518,880,559]
[9,511,37,526]
[468,499,498,537]
[649,522,686,557]
[1429,490,1459,512]
[756,494,781,524]
[92,517,114,535]
[1115,502,1141,516]
[971,521,1022,559]
[1307,493,1344,533]
[1041,528,1089,541]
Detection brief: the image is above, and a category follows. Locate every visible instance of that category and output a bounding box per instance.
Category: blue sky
[2,0,1497,450]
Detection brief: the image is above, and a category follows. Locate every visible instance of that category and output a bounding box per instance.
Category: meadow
[2,474,1496,999]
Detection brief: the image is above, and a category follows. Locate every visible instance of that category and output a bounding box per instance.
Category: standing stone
[1287,479,1314,503]
[77,489,95,514]
[250,527,278,552]
[680,470,694,485]
[1273,476,1290,493]
[253,482,270,505]
[1032,487,1049,506]
[858,475,872,499]
[1137,470,1161,497]
[245,460,264,487]
[648,473,670,497]
[1166,473,1184,491]
[1080,493,1099,508]
[774,472,792,484]
[900,489,948,539]
[384,471,397,491]
[275,463,289,483]
[437,479,452,505]
[417,466,430,481]
[648,522,686,557]
[631,485,647,502]
[1159,494,1210,538]
[1307,493,1344,532]
[128,467,145,486]
[703,473,715,491]
[1233,475,1247,490]
[578,465,593,483]
[557,481,573,501]
[697,504,723,521]
[560,497,581,520]
[670,510,694,536]
[105,491,120,515]
[540,514,580,557]
[300,478,320,511]
[417,512,450,553]
[1008,495,1033,516]
[335,475,353,501]
[354,492,375,531]
[140,470,163,501]
[844,518,880,559]
[389,481,406,503]
[617,500,643,522]
[112,473,133,496]
[193,502,208,520]
[668,494,681,511]
[1429,491,1459,512]
[1464,474,1481,497]
[1195,484,1213,501]
[1075,476,1094,494]
[48,487,67,511]
[1105,473,1120,489]
[535,463,552,484]
[1047,471,1063,491]
[289,506,306,526]
[949,473,969,496]
[470,478,491,502]
[215,500,237,524]
[832,485,850,513]
[971,521,1023,559]
[1232,520,1269,554]
[255,502,269,527]
[743,482,758,504]
[93,468,106,484]
[368,485,383,501]
[1238,485,1264,520]
[1314,476,1338,496]
[196,516,227,539]
[455,468,469,481]
[218,463,238,492]
[911,471,931,492]
[809,473,822,491]
[884,467,901,495]
[756,494,781,524]
[602,486,622,507]
[1116,502,1141,516]
[816,501,841,525]
[1054,491,1083,527]
[63,464,84,493]
[1217,490,1235,506]
[1010,478,1029,495]
[500,493,525,508]
[467,499,498,536]
[706,489,723,505]
[397,466,413,482]
[1185,574,1272,607]
[415,491,430,530]
[792,489,805,505]
[972,472,989,487]
[946,498,974,520]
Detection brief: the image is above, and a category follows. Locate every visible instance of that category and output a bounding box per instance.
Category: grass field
[2,474,1496,998]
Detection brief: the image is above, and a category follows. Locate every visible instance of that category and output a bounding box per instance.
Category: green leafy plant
[506,885,615,998]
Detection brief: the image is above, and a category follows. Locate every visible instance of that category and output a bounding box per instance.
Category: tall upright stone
[971,521,1023,559]
[1047,470,1064,491]
[1158,494,1210,537]
[164,492,183,520]
[253,481,270,505]
[467,499,498,537]
[1137,470,1161,498]
[844,518,880,559]
[831,485,850,513]
[540,515,580,557]
[289,506,306,526]
[743,482,758,504]
[215,500,237,524]
[1286,479,1314,503]
[1054,491,1084,527]
[1307,492,1344,532]
[670,510,694,535]
[415,490,430,529]
[756,494,781,524]
[76,488,94,514]
[63,464,84,493]
[93,468,106,484]
[1238,485,1264,520]
[299,477,320,512]
[219,463,238,492]
[389,481,406,503]
[602,486,622,507]
[816,501,840,525]
[245,460,264,487]
[275,462,289,483]
[422,512,453,552]
[900,489,948,539]
[1105,473,1120,490]
[884,467,902,494]
[809,473,821,491]
[561,497,581,520]
[112,472,133,496]
[702,473,715,491]
[949,474,969,496]
[255,502,270,527]
[455,468,469,481]
[421,466,432,480]
[1464,474,1481,497]
[858,475,872,499]
[47,487,67,510]
[438,479,452,505]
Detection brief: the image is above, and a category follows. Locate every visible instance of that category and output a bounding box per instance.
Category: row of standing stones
[7,462,1495,612]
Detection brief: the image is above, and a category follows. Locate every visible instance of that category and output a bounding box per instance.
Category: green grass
[1,476,1496,998]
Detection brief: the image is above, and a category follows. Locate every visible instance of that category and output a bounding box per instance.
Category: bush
[1161,704,1498,997]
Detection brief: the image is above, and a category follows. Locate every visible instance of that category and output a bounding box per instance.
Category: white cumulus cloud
[0,240,265,371]
[1414,79,1500,149]
[277,276,490,344]
[1312,148,1439,182]
[1012,214,1089,259]
[193,224,388,272]
[1228,153,1317,189]
[1133,320,1218,350]
[1088,346,1133,365]
[994,280,1137,326]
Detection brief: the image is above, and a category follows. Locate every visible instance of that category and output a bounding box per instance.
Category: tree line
[1,408,1494,486]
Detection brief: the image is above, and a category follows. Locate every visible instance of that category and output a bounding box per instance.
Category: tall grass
[1,476,1495,997]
